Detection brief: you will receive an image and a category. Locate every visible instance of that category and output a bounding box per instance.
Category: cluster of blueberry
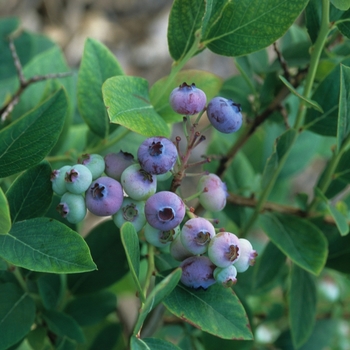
[50,82,256,289]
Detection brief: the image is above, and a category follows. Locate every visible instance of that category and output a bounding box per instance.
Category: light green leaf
[130,336,150,350]
[6,161,53,223]
[120,222,144,302]
[0,188,10,234]
[102,76,170,137]
[77,38,124,138]
[331,0,350,11]
[337,65,350,151]
[162,283,253,340]
[201,0,309,57]
[143,338,181,350]
[0,218,97,273]
[0,283,36,350]
[0,88,67,178]
[279,75,323,113]
[289,264,317,348]
[260,213,328,275]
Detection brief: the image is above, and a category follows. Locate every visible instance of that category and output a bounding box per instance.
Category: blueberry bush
[1,0,350,349]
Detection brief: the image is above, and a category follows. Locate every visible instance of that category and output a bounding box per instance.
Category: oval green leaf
[337,65,350,151]
[102,76,170,137]
[0,187,10,234]
[260,213,328,275]
[143,338,181,350]
[0,217,96,273]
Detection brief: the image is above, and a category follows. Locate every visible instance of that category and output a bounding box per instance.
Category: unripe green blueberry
[214,265,237,287]
[144,223,180,248]
[113,198,146,232]
[65,164,93,194]
[50,165,71,195]
[56,192,86,224]
[78,153,105,180]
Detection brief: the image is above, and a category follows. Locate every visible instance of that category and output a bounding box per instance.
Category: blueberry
[214,265,238,287]
[121,164,157,200]
[206,97,243,133]
[65,164,93,194]
[180,217,216,255]
[113,197,146,232]
[104,150,135,181]
[85,176,123,216]
[180,256,216,289]
[137,136,178,175]
[208,231,241,268]
[169,82,207,115]
[144,223,180,248]
[233,238,258,273]
[57,192,86,224]
[170,234,194,261]
[51,165,72,195]
[144,191,185,231]
[78,153,105,180]
[197,174,228,212]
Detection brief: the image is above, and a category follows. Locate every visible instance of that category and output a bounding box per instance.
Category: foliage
[1,0,350,349]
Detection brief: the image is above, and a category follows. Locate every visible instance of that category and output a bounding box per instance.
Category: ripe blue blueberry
[144,223,180,248]
[208,231,241,268]
[51,165,72,195]
[137,136,178,175]
[85,176,123,216]
[104,150,135,181]
[233,238,257,273]
[170,234,194,261]
[78,153,105,180]
[169,82,207,115]
[144,191,185,231]
[206,97,243,133]
[180,217,216,255]
[57,192,86,224]
[197,174,228,212]
[113,198,146,232]
[65,164,93,194]
[180,256,216,289]
[214,265,238,287]
[121,164,157,200]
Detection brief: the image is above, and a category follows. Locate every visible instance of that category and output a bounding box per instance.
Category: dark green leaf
[77,38,124,138]
[337,65,350,150]
[167,0,205,61]
[289,264,317,348]
[260,213,328,275]
[68,220,129,295]
[331,0,350,10]
[102,76,170,137]
[42,310,85,343]
[0,283,36,350]
[162,283,253,340]
[143,338,181,350]
[337,9,350,38]
[131,336,150,350]
[37,274,65,310]
[0,217,96,273]
[27,326,47,350]
[261,152,278,189]
[6,161,53,223]
[90,323,123,350]
[201,0,309,57]
[0,187,10,234]
[65,290,117,326]
[0,88,67,178]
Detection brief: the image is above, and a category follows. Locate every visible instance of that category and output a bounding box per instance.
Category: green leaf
[0,217,96,273]
[37,274,65,310]
[279,75,324,113]
[67,220,129,294]
[143,338,181,350]
[276,128,298,160]
[90,324,123,350]
[0,187,10,234]
[134,268,182,335]
[162,283,253,340]
[42,310,85,343]
[0,283,36,350]
[331,0,350,11]
[337,9,350,38]
[64,290,117,327]
[130,336,150,350]
[337,65,350,151]
[167,0,205,61]
[201,0,309,57]
[0,88,67,178]
[289,264,317,348]
[150,69,222,123]
[120,222,143,301]
[260,213,328,275]
[6,161,53,223]
[102,76,170,137]
[77,38,124,138]
[261,151,278,189]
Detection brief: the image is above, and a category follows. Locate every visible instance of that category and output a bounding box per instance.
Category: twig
[273,41,290,81]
